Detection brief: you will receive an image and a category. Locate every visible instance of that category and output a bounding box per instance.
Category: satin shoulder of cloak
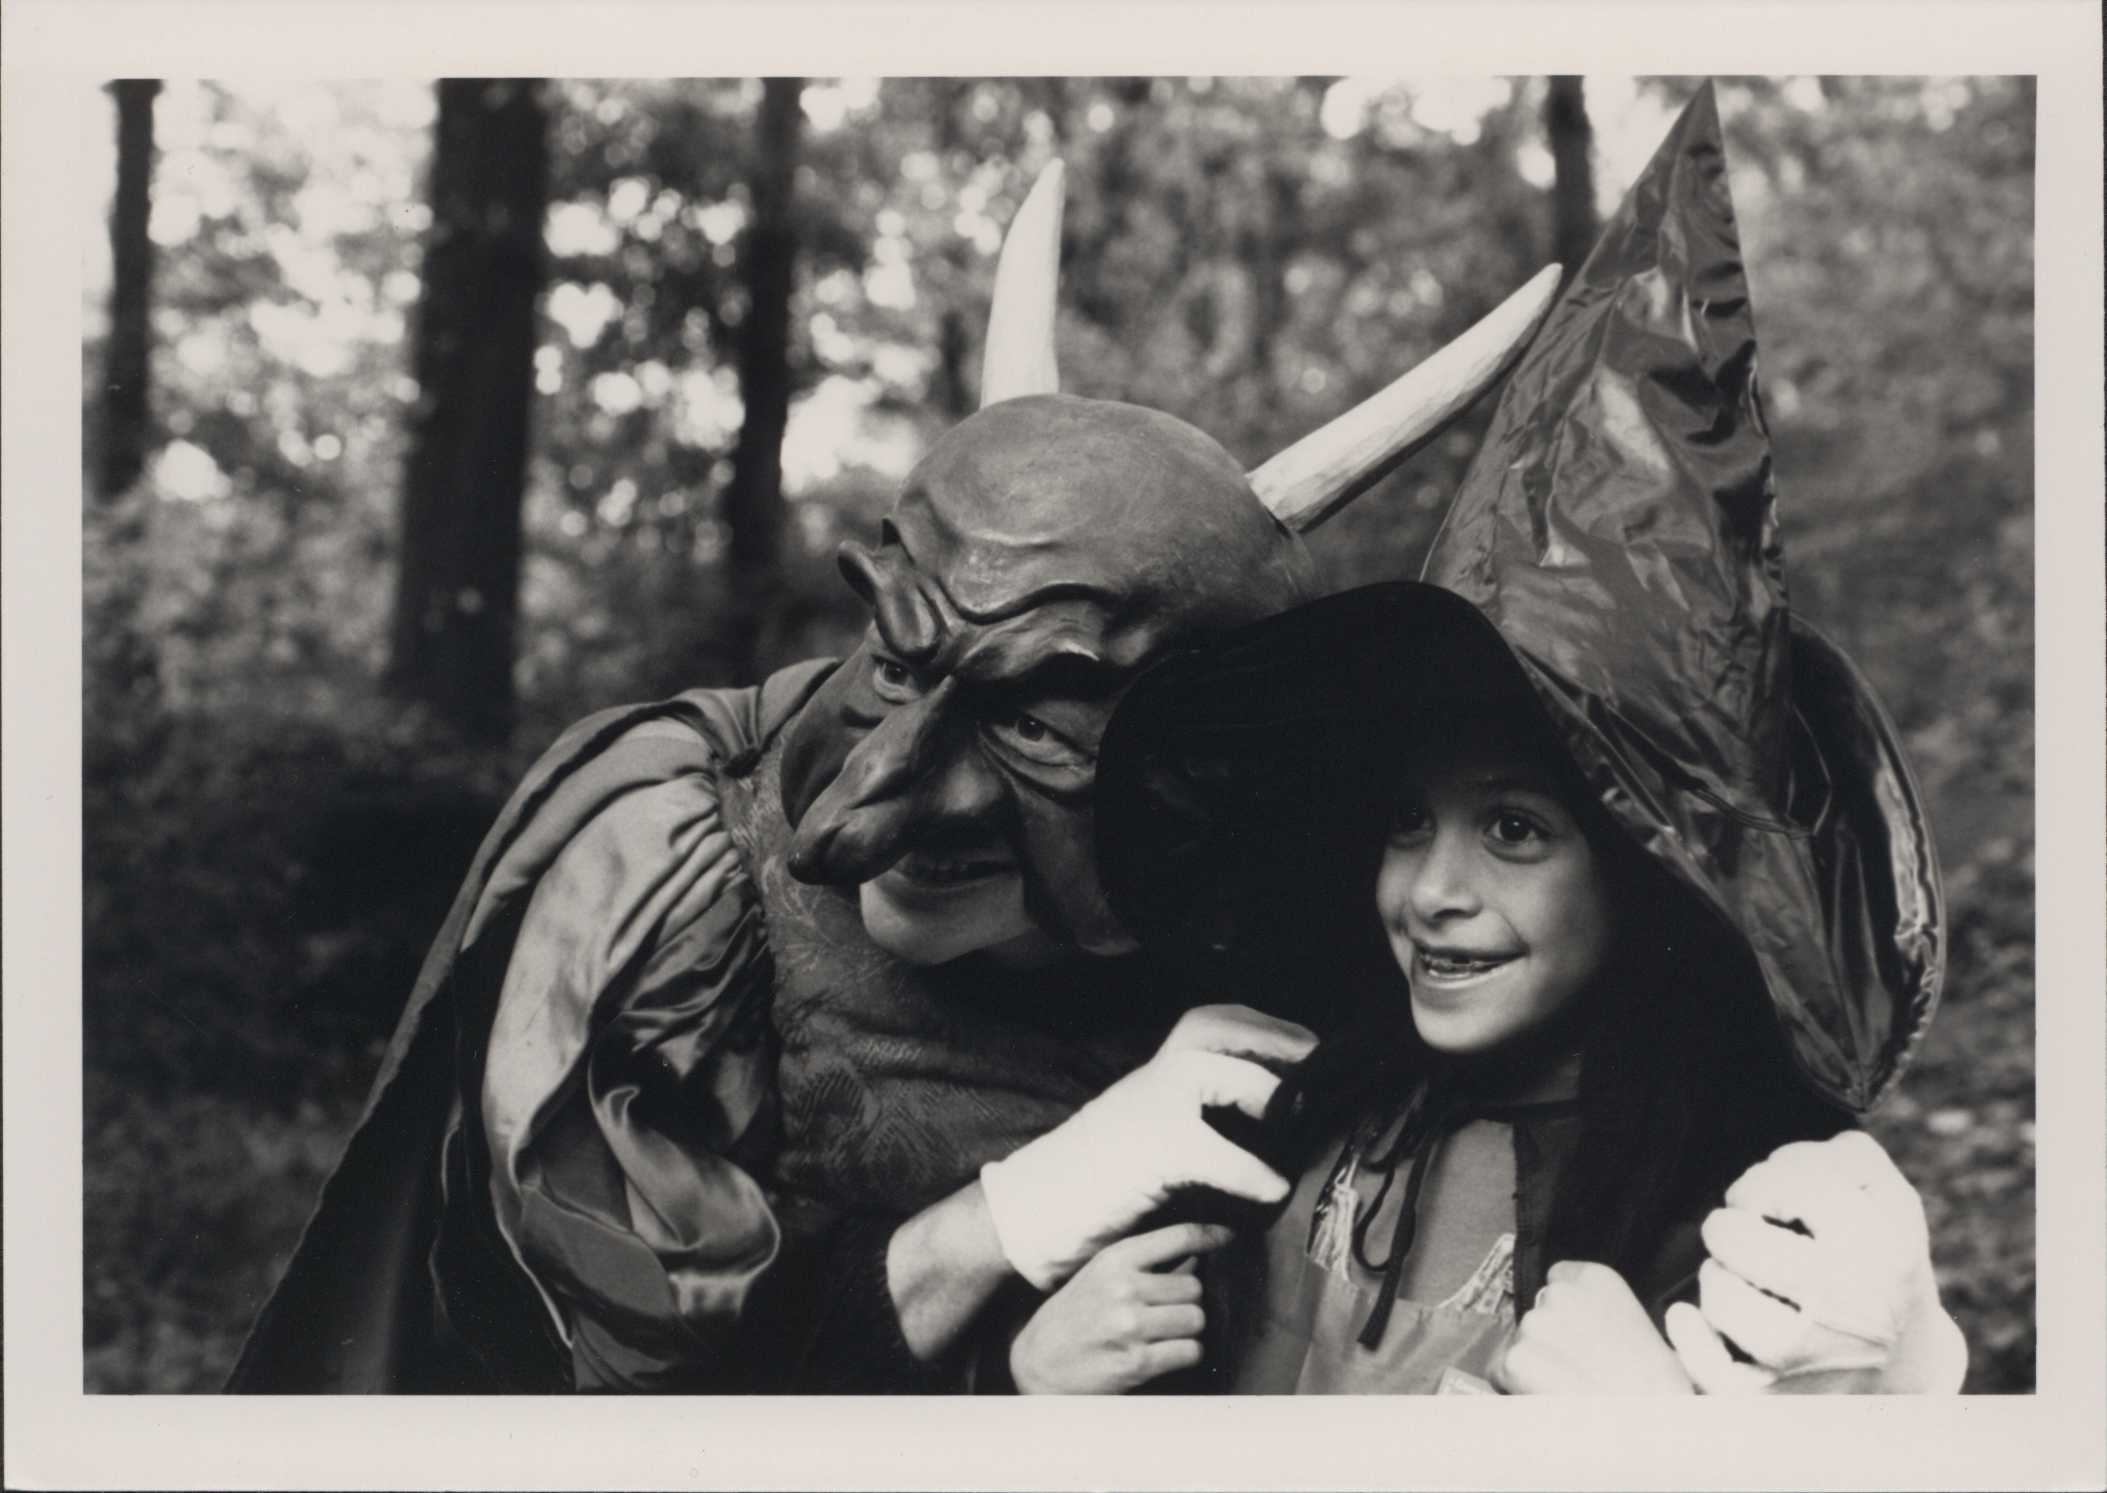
[372,657,836,1107]
[225,657,836,1391]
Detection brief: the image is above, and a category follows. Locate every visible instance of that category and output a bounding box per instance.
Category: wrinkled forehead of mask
[884,394,1317,664]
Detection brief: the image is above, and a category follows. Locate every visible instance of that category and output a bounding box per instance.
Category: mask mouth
[882,846,1018,889]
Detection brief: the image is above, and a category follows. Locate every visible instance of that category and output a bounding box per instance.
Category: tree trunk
[931,82,974,419]
[720,77,805,681]
[1544,76,1598,274]
[100,80,160,501]
[1245,164,1298,390]
[387,79,549,743]
[934,297,972,419]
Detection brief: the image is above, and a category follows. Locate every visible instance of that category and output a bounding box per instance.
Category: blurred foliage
[81,76,2034,1393]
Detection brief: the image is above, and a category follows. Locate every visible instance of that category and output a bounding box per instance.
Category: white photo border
[7,3,2099,1487]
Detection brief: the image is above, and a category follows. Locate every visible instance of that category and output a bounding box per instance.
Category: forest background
[79,75,2036,1393]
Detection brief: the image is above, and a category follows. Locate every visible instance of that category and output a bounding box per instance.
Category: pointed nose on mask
[786,677,983,884]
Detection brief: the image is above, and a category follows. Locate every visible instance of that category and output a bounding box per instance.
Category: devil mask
[781,161,1561,962]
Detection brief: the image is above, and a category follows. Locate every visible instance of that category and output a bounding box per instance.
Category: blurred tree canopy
[80,76,2035,1393]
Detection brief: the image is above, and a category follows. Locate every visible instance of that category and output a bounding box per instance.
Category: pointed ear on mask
[782,540,947,829]
[838,538,943,661]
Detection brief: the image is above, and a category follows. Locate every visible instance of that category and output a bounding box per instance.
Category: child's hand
[1009,1222,1230,1394]
[1493,1260,1696,1394]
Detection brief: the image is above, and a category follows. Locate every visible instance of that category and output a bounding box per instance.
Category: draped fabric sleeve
[474,725,945,1391]
[479,751,794,1389]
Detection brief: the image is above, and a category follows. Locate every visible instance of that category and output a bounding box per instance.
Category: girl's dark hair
[1239,706,1848,1289]
[1537,820,1848,1279]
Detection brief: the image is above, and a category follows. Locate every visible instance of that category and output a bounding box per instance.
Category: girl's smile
[1410,944,1521,987]
[1375,729,1617,1054]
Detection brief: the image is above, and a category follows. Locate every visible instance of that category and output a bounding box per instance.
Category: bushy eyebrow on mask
[865,628,1120,764]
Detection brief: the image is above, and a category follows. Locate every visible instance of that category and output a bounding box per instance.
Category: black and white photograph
[6,2,2102,1488]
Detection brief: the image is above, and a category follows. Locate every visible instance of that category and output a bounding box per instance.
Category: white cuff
[978,1157,1066,1292]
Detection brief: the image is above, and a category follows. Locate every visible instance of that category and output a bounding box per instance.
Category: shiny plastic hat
[1101,84,1944,1113]
[1429,82,1942,1111]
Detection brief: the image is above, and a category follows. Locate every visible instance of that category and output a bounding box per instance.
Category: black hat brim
[1095,581,1555,989]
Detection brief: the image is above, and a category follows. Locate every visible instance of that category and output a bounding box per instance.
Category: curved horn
[979,160,1065,408]
[1248,263,1563,532]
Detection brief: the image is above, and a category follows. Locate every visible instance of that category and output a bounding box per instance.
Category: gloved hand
[979,1004,1314,1291]
[1668,1130,1966,1393]
[1495,1260,1696,1394]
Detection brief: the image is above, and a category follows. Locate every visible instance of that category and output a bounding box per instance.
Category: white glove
[1667,1130,1966,1394]
[980,1004,1314,1291]
[1495,1260,1697,1394]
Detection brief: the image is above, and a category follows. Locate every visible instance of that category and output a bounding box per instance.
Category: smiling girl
[1077,580,1937,1396]
[1007,84,1959,1396]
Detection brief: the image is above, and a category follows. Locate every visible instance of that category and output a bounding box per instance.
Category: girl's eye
[1489,811,1546,846]
[987,711,1091,770]
[1387,801,1432,840]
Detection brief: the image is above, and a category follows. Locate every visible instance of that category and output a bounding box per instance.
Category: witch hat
[1098,84,1943,1112]
[1419,82,1942,1111]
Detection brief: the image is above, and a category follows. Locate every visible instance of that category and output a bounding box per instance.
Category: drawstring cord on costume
[1312,1024,1589,1352]
[1349,1081,1470,1349]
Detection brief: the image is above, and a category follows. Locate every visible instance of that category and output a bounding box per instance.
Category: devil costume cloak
[229,663,1182,1391]
[1094,84,1945,1392]
[229,155,1563,1394]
